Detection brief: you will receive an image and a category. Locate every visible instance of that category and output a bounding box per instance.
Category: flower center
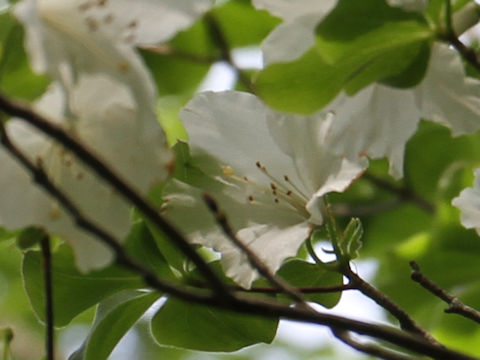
[222,161,310,218]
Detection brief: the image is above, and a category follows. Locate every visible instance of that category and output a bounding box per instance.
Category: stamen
[222,162,310,218]
[283,175,309,201]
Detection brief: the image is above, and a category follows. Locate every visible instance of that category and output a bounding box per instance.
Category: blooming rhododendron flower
[14,0,212,119]
[252,0,337,65]
[0,76,172,271]
[325,43,480,178]
[452,169,480,235]
[162,91,365,287]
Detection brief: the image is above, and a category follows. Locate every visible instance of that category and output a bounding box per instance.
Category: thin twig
[204,12,256,93]
[410,261,480,324]
[345,266,440,345]
[234,284,354,294]
[332,199,404,218]
[203,194,308,304]
[442,0,480,73]
[0,93,232,300]
[228,295,477,360]
[362,173,436,214]
[332,329,416,360]
[40,234,54,360]
[0,123,217,304]
[447,35,480,72]
[0,126,476,359]
[1,100,478,359]
[192,280,355,294]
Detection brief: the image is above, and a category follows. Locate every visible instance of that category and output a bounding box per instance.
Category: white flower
[452,169,480,235]
[324,43,480,179]
[163,91,365,287]
[252,0,337,65]
[0,75,172,271]
[386,0,428,12]
[14,0,212,118]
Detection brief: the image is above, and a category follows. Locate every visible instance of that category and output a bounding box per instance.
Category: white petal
[252,0,337,64]
[1,79,171,271]
[386,0,429,12]
[181,91,365,224]
[14,0,211,119]
[324,84,421,179]
[252,0,335,21]
[260,14,320,65]
[417,42,480,136]
[163,180,312,288]
[180,91,297,186]
[222,222,312,288]
[452,169,480,236]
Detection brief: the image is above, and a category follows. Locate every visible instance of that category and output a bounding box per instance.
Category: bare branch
[362,173,436,214]
[204,12,256,93]
[0,121,476,359]
[203,193,308,304]
[0,93,232,300]
[332,329,416,360]
[410,261,480,324]
[0,122,217,304]
[345,266,440,345]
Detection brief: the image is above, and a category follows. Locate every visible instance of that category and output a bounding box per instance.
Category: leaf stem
[40,234,54,360]
[410,261,480,324]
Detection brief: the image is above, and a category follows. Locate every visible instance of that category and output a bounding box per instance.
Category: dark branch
[332,329,415,360]
[362,173,436,214]
[0,121,476,359]
[410,261,480,324]
[443,0,480,73]
[0,122,218,304]
[204,12,256,93]
[40,233,54,360]
[0,93,232,300]
[1,95,478,359]
[203,193,308,304]
[345,266,440,345]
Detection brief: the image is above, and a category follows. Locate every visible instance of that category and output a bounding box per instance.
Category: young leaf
[69,290,160,360]
[339,218,363,260]
[151,297,278,352]
[22,245,143,326]
[276,260,343,307]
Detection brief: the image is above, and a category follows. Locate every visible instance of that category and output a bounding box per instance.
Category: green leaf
[146,221,187,275]
[0,227,15,243]
[151,297,278,352]
[339,218,363,260]
[142,19,214,96]
[0,13,49,99]
[256,0,433,114]
[69,291,160,360]
[15,226,46,250]
[22,245,143,326]
[210,0,281,48]
[276,260,343,308]
[124,220,176,281]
